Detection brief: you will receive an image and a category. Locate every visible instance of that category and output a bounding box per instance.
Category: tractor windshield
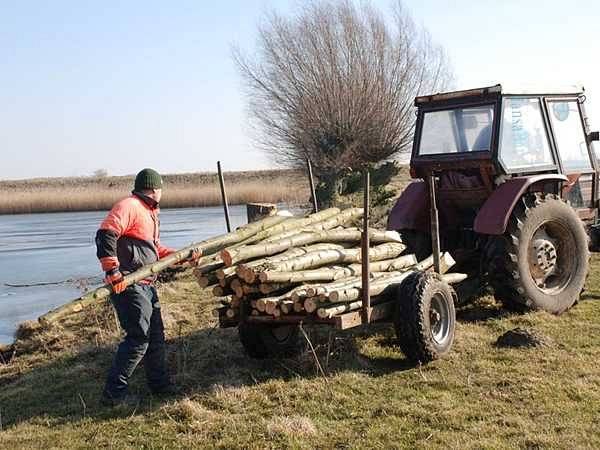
[418,105,495,155]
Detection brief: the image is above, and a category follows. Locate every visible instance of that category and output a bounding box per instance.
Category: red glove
[105,269,127,294]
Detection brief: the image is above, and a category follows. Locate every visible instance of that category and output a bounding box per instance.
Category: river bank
[0,169,309,214]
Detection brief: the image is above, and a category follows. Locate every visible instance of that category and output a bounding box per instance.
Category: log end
[221,250,233,267]
[304,298,317,313]
[212,286,224,297]
[256,299,267,312]
[197,277,210,288]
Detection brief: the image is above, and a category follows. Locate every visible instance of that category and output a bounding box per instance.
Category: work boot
[150,383,182,397]
[100,392,140,407]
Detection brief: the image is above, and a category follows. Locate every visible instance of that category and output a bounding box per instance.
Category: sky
[1,0,599,179]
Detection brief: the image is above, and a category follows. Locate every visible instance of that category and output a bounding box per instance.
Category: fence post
[217,161,231,233]
[306,158,318,213]
[361,168,371,324]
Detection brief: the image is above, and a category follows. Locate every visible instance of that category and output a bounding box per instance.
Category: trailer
[216,170,460,364]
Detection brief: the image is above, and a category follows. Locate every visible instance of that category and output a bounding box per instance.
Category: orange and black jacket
[95,192,175,278]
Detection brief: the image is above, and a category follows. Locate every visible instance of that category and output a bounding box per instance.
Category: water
[0,205,252,344]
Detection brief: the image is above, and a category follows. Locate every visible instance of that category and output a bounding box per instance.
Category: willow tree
[234,0,453,206]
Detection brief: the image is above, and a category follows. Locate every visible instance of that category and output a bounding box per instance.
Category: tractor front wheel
[488,193,589,314]
[394,272,456,363]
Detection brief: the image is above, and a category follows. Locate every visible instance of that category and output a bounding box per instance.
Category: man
[95,168,198,406]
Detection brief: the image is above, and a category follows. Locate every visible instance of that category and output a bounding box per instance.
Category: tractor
[388,84,599,315]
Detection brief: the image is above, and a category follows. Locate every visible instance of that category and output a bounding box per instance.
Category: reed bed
[0,170,310,214]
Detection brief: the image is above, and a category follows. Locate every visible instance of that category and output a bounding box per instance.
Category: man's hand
[187,248,202,265]
[105,269,127,294]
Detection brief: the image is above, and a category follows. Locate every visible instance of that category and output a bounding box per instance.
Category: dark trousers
[103,284,169,398]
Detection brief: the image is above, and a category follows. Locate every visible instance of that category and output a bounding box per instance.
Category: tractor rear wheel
[394,272,456,363]
[238,322,302,359]
[488,193,589,314]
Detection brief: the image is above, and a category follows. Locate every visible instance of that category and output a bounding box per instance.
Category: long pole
[217,161,232,233]
[306,158,318,213]
[427,172,441,274]
[361,168,371,324]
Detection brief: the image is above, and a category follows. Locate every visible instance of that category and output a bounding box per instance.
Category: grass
[0,169,310,214]
[2,255,600,449]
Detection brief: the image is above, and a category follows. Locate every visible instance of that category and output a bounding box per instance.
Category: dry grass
[0,169,310,214]
[2,253,600,448]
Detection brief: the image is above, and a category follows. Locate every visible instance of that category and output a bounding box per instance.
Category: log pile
[190,207,462,323]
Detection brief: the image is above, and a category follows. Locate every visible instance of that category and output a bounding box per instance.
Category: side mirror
[589,131,600,142]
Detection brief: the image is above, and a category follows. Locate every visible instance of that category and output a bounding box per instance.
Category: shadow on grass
[0,293,530,430]
[0,320,417,430]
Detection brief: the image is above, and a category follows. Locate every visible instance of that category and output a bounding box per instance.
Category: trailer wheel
[394,272,456,363]
[238,322,302,359]
[488,193,589,314]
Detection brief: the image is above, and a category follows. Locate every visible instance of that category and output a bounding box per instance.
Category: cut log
[259,208,363,243]
[258,283,291,295]
[238,208,341,246]
[237,243,347,283]
[259,242,405,274]
[328,271,415,303]
[347,254,417,273]
[280,300,294,314]
[242,284,261,296]
[442,273,468,284]
[221,229,402,267]
[317,298,390,319]
[258,265,353,284]
[193,268,218,288]
[255,255,417,294]
[213,285,231,297]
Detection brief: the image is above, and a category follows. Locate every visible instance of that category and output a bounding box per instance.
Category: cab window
[548,100,592,172]
[498,97,555,171]
[419,105,494,155]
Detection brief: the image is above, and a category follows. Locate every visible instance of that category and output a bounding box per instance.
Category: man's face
[152,188,163,203]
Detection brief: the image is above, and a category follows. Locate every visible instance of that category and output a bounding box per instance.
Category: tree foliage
[234,0,453,205]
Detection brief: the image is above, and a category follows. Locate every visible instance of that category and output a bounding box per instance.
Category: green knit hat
[134,168,163,191]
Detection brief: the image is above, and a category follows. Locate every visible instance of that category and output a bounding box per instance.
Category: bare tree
[234,0,453,205]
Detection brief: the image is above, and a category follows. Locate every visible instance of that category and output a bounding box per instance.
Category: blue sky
[1,0,599,179]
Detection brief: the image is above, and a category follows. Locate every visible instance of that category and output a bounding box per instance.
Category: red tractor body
[388,84,599,313]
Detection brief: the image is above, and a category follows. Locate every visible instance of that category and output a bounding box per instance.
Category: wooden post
[361,168,371,324]
[217,161,231,233]
[427,172,441,274]
[306,158,318,213]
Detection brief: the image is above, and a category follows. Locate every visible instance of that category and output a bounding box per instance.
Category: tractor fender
[387,181,429,232]
[474,174,568,235]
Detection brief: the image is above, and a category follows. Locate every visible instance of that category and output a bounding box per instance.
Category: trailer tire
[488,193,589,314]
[394,272,456,363]
[238,322,302,359]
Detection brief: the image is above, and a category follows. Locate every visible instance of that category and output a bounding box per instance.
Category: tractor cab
[411,84,598,213]
[388,84,599,314]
